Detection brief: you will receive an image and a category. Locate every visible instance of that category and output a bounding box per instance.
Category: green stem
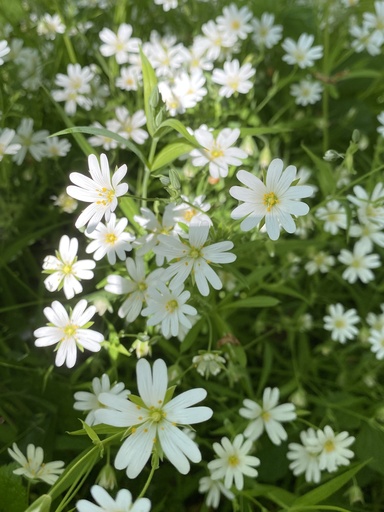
[63,34,77,64]
[138,460,157,498]
[255,70,297,114]
[141,138,158,208]
[322,8,331,153]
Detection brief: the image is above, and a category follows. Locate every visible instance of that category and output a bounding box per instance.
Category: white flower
[315,200,348,234]
[51,64,94,115]
[363,0,384,38]
[366,305,384,331]
[350,24,383,56]
[155,222,236,296]
[208,434,260,491]
[290,78,323,106]
[216,4,253,41]
[0,40,10,65]
[338,244,380,284]
[44,136,71,158]
[0,128,21,160]
[34,300,104,368]
[143,32,184,78]
[198,476,235,509]
[239,387,296,445]
[349,221,384,252]
[8,443,64,485]
[230,158,313,240]
[12,118,49,165]
[133,206,176,265]
[251,13,283,49]
[172,71,207,110]
[287,428,322,483]
[43,235,95,299]
[190,127,247,179]
[154,0,178,12]
[114,107,148,145]
[323,303,360,343]
[37,13,66,39]
[105,257,163,322]
[141,282,197,338]
[282,33,323,68]
[77,485,151,512]
[74,374,129,426]
[67,153,128,233]
[312,426,355,472]
[378,111,384,136]
[85,214,134,265]
[212,59,255,98]
[95,358,213,478]
[52,191,78,214]
[368,328,384,359]
[170,195,212,228]
[193,352,226,378]
[88,121,120,150]
[305,251,336,275]
[198,21,237,61]
[99,23,140,64]
[347,184,384,226]
[116,65,141,91]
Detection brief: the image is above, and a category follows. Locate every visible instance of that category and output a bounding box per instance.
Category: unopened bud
[96,463,117,490]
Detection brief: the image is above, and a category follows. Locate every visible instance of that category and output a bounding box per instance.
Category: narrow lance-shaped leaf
[290,460,368,509]
[52,126,149,167]
[140,47,158,137]
[151,141,195,172]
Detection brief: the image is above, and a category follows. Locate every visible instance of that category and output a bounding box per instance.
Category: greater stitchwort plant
[1,0,384,510]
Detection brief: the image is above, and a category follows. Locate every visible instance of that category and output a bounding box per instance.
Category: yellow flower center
[166,299,178,312]
[210,147,224,159]
[138,281,147,292]
[231,20,240,30]
[190,247,202,259]
[228,455,239,467]
[261,410,271,422]
[263,191,279,211]
[228,78,240,91]
[70,77,83,91]
[105,233,118,245]
[324,439,335,453]
[62,264,73,274]
[334,318,346,329]
[150,407,166,423]
[184,209,197,222]
[97,187,115,206]
[63,324,78,337]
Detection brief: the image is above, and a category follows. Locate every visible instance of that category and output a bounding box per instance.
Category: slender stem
[138,461,157,498]
[141,138,158,208]
[322,7,331,153]
[63,34,77,64]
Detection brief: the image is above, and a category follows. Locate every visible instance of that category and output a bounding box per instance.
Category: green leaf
[290,461,368,509]
[0,465,28,512]
[339,69,382,80]
[154,119,199,146]
[52,126,148,167]
[80,420,103,455]
[24,495,51,512]
[240,125,292,137]
[48,445,101,500]
[245,483,296,508]
[219,296,280,310]
[151,142,195,172]
[354,422,384,475]
[140,47,158,137]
